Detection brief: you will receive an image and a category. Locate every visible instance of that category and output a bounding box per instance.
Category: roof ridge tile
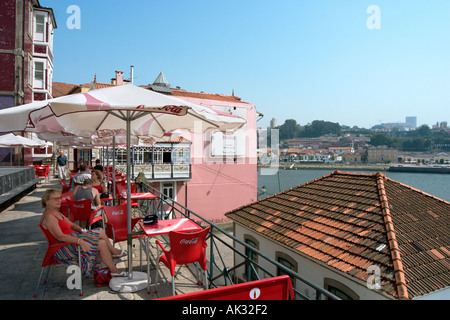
[375,173,409,300]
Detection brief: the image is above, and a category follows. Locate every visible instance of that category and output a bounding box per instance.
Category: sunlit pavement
[0,178,213,300]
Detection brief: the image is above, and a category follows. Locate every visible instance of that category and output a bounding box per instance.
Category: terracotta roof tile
[225,170,450,299]
[52,82,78,97]
[170,88,249,104]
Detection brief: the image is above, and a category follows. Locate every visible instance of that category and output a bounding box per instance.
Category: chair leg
[155,260,159,285]
[139,237,142,272]
[172,275,175,296]
[33,267,46,298]
[77,247,83,296]
[195,263,200,285]
[203,269,208,290]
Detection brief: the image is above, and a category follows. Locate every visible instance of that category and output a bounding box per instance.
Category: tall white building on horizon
[270,118,278,129]
[405,116,417,129]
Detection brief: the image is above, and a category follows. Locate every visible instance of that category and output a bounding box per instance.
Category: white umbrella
[0,84,245,289]
[0,133,45,166]
[0,84,243,138]
[0,133,46,148]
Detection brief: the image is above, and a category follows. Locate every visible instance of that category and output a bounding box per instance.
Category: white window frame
[27,55,33,87]
[28,6,34,36]
[34,13,46,42]
[33,60,45,89]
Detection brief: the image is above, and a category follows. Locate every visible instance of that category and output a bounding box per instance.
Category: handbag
[94,267,111,287]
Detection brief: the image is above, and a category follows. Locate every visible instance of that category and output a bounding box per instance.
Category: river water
[258,168,450,202]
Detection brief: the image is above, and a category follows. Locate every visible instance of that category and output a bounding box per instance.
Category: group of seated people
[41,159,128,278]
[71,161,109,209]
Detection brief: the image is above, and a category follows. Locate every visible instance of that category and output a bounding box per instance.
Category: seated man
[72,163,91,187]
[73,178,103,227]
[73,178,101,209]
[93,159,104,172]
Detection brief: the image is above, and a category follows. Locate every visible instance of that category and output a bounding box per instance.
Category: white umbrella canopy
[0,84,244,139]
[0,84,245,285]
[0,133,46,148]
[0,84,245,139]
[36,131,93,147]
[0,133,45,166]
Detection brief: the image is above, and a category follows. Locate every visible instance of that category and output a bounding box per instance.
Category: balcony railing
[130,176,340,300]
[110,143,191,181]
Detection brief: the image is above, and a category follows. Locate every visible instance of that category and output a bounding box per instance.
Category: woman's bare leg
[98,239,121,274]
[96,228,122,255]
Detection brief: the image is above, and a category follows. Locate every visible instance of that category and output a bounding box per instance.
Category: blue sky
[41,0,450,129]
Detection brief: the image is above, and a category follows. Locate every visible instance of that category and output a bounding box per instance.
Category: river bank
[258,163,389,172]
[258,166,450,202]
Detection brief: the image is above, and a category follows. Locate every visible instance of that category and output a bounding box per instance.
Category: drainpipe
[22,0,26,105]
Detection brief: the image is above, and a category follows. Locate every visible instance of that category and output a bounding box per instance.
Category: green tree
[415,125,432,137]
[279,119,301,139]
[301,120,341,137]
[369,133,394,147]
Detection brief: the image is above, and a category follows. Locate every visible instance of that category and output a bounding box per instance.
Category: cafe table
[138,218,203,293]
[120,192,157,213]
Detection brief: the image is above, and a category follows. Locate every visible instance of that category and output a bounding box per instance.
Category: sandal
[111,271,127,277]
[112,249,128,259]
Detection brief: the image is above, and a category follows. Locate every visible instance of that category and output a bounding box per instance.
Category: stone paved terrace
[0,177,221,300]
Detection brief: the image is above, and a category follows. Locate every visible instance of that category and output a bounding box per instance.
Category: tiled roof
[52,82,78,98]
[225,171,450,299]
[89,82,116,89]
[170,88,248,104]
[52,81,116,97]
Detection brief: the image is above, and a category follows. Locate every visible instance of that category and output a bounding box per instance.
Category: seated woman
[91,169,108,195]
[73,178,101,209]
[40,189,127,277]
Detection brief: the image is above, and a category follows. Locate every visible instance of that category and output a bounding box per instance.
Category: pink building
[146,73,258,223]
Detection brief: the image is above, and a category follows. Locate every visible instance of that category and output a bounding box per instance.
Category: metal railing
[133,179,340,300]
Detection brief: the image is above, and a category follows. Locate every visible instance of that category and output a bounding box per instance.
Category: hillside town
[260,118,450,166]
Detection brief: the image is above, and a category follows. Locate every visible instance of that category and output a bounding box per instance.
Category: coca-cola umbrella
[0,84,245,291]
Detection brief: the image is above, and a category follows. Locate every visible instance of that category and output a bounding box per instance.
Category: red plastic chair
[116,184,139,207]
[61,190,74,201]
[66,198,104,228]
[103,204,142,245]
[155,227,211,296]
[59,179,71,193]
[34,225,83,298]
[34,166,49,183]
[68,172,77,186]
[59,191,74,219]
[102,204,143,265]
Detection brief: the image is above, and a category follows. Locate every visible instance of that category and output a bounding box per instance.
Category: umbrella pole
[106,146,110,191]
[126,113,133,278]
[109,112,147,293]
[112,137,116,203]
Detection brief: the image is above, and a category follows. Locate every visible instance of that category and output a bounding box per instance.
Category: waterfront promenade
[0,177,210,300]
[260,163,390,171]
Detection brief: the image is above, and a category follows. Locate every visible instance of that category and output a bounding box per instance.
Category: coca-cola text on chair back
[66,198,92,224]
[168,227,210,266]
